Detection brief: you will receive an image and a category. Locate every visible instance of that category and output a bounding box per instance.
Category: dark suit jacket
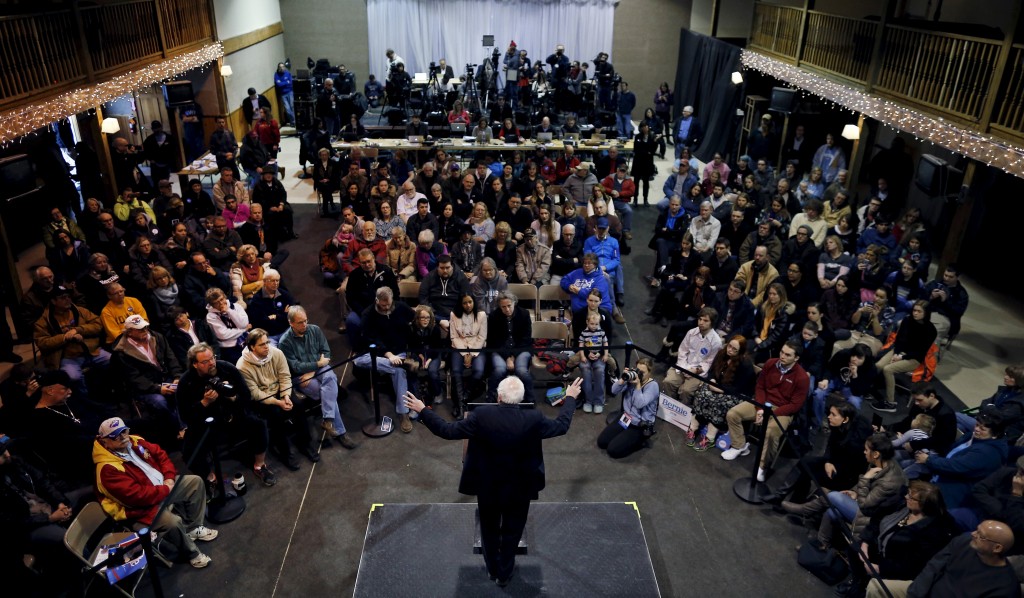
[241,94,272,124]
[238,221,280,255]
[419,398,576,500]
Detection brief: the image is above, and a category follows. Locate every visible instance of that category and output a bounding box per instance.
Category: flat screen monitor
[162,81,194,107]
[769,86,798,113]
[915,154,947,196]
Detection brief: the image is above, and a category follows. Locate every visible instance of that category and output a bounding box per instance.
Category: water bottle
[558,306,565,321]
[231,472,247,496]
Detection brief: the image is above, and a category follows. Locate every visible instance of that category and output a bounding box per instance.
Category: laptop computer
[536,132,553,143]
[407,135,425,143]
[450,122,467,134]
[342,132,359,142]
[592,133,606,141]
[564,133,580,144]
[504,134,520,145]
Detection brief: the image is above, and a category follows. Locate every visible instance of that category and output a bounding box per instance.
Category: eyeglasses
[196,358,216,365]
[973,530,1000,544]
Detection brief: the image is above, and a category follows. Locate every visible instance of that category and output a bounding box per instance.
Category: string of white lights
[0,42,224,146]
[740,49,1024,179]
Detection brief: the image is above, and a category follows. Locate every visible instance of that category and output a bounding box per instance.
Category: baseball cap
[596,217,609,229]
[98,417,129,439]
[523,228,537,238]
[123,314,149,330]
[52,285,72,298]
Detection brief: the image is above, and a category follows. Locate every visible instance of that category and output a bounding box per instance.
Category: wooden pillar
[70,0,96,82]
[847,114,868,187]
[865,0,893,92]
[795,0,815,63]
[938,162,975,271]
[95,105,119,201]
[978,2,1021,128]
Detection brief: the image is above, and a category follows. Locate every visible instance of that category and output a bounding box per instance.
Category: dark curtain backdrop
[673,30,744,162]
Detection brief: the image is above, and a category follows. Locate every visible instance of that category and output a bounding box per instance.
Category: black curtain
[673,30,744,161]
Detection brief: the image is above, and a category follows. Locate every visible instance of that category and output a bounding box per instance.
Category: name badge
[619,413,632,429]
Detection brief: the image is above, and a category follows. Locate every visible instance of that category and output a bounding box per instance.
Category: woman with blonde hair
[230,244,264,303]
[386,227,417,280]
[467,201,495,244]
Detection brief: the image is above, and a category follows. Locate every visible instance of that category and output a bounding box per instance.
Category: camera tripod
[377,72,409,125]
[462,63,483,116]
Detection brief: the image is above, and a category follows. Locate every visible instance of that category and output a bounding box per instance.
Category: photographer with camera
[503,41,523,110]
[593,52,615,111]
[598,357,659,459]
[177,342,275,490]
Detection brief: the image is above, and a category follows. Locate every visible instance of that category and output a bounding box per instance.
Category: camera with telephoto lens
[429,62,439,75]
[206,376,237,400]
[622,368,639,383]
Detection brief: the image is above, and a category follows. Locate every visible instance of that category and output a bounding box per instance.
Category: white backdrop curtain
[366,0,615,85]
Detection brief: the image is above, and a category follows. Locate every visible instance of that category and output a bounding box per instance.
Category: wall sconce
[841,124,860,140]
[101,118,120,134]
[731,71,743,85]
[221,65,233,77]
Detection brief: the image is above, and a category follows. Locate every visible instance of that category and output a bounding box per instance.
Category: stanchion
[203,416,246,523]
[733,402,775,504]
[362,344,393,437]
[606,341,634,425]
[136,526,165,598]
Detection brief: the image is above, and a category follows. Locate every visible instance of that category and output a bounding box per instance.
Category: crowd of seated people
[1,81,1013,597]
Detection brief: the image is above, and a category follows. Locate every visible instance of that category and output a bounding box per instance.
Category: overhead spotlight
[307,57,315,70]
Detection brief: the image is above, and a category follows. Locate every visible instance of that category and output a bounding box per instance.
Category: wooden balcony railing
[0,0,215,109]
[160,0,215,51]
[81,0,163,74]
[748,2,1023,137]
[992,45,1024,136]
[802,11,877,82]
[0,11,84,104]
[875,26,1000,122]
[749,3,802,60]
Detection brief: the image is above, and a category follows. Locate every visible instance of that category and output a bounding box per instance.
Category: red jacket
[601,174,636,202]
[94,436,176,524]
[754,358,809,417]
[342,236,387,274]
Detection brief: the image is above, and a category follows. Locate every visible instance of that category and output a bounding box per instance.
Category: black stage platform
[353,502,660,597]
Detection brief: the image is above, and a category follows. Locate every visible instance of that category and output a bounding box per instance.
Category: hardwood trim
[222,22,283,56]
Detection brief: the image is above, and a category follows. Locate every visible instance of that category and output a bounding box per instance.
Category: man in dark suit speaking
[403,376,583,587]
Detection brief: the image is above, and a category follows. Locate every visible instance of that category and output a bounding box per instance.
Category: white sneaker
[583,403,593,413]
[188,525,218,542]
[756,467,766,482]
[189,553,212,568]
[594,405,604,414]
[720,443,750,461]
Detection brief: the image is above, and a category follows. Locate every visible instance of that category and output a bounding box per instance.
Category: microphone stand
[361,344,393,437]
[733,402,784,504]
[200,416,246,523]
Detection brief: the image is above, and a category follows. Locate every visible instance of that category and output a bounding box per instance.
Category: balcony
[0,0,214,110]
[748,2,1023,142]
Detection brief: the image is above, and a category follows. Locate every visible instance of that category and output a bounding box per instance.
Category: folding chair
[64,502,149,598]
[398,281,420,306]
[537,284,570,322]
[507,283,539,320]
[529,320,572,387]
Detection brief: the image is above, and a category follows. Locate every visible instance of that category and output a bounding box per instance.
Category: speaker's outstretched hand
[403,391,425,414]
[564,377,583,399]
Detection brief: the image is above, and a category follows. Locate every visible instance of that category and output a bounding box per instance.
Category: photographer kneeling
[598,358,659,459]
